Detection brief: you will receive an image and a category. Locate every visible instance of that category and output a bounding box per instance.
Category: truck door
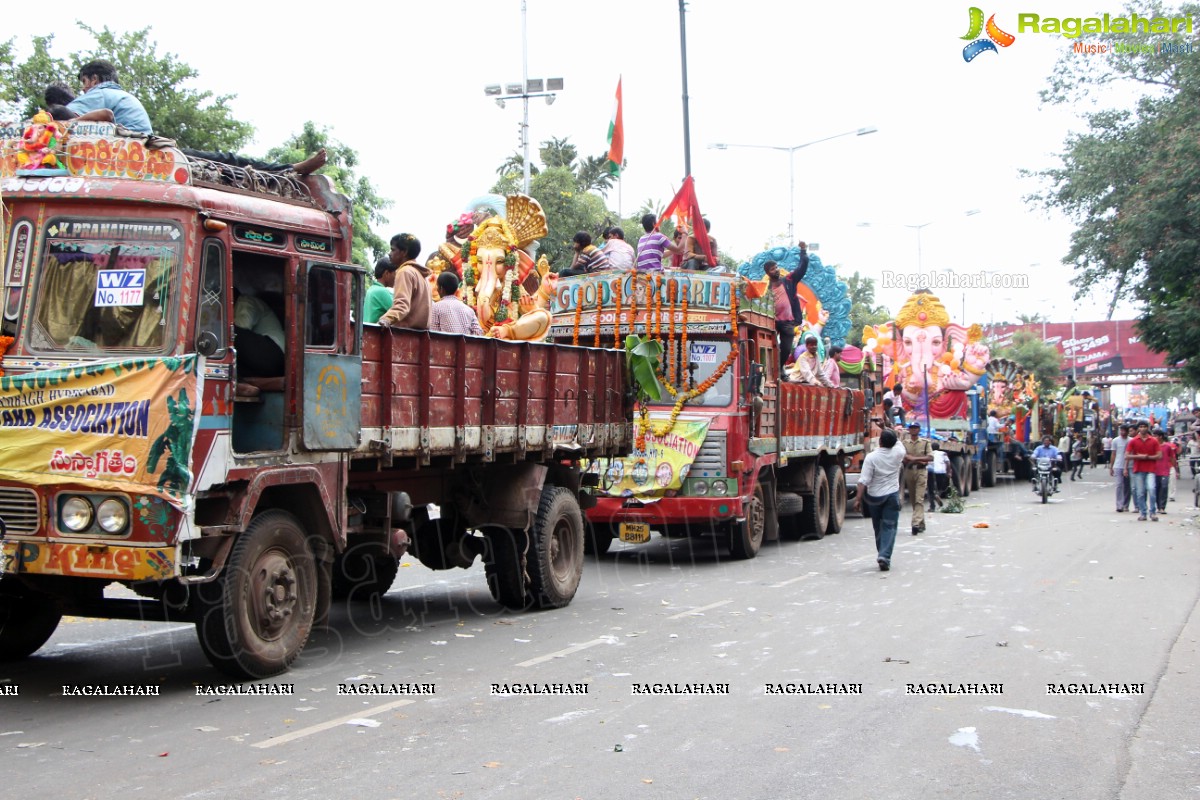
[301,260,363,450]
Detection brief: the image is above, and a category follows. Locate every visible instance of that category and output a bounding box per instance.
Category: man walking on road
[902,422,933,535]
[1126,422,1161,521]
[851,428,907,571]
[1110,424,1131,512]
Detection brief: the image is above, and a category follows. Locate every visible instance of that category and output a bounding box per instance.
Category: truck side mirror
[195,331,219,357]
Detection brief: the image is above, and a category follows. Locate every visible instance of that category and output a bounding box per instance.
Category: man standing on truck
[378,234,432,330]
[902,422,933,535]
[852,428,907,571]
[763,260,802,371]
[364,258,396,325]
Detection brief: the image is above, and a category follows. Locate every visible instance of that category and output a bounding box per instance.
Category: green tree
[843,271,892,347]
[0,25,253,151]
[267,122,391,268]
[1145,382,1197,407]
[1029,1,1200,385]
[996,330,1064,396]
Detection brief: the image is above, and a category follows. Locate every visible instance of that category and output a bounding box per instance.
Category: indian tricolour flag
[606,77,624,177]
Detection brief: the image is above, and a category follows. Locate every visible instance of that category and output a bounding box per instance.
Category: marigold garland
[680,285,689,389]
[572,282,583,347]
[613,280,623,349]
[594,281,602,348]
[0,335,12,376]
[666,279,677,387]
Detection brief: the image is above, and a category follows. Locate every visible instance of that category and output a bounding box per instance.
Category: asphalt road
[2,466,1198,800]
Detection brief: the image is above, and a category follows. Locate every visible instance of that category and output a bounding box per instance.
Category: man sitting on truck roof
[66,59,152,134]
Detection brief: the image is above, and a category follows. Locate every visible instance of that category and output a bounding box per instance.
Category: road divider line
[516,636,617,667]
[771,572,819,588]
[251,699,415,748]
[666,599,732,620]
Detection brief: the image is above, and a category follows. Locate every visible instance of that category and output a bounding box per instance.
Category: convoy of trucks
[0,120,1021,679]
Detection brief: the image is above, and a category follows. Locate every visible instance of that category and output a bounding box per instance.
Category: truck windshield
[29,219,180,353]
[651,339,734,408]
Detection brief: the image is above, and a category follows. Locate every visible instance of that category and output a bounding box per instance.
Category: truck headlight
[96,498,129,534]
[712,480,729,496]
[692,480,709,496]
[61,496,94,532]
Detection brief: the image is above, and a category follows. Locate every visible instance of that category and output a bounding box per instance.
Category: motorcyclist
[1031,434,1064,492]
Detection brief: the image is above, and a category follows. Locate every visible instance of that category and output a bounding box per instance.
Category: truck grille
[690,430,728,477]
[0,488,40,534]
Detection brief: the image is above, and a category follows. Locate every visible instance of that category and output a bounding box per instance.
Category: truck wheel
[970,457,981,492]
[800,469,831,541]
[728,485,765,560]
[526,486,585,609]
[584,521,615,556]
[195,510,318,679]
[484,526,530,610]
[960,458,973,497]
[331,548,400,603]
[776,491,806,541]
[0,587,62,661]
[981,451,997,488]
[825,465,847,535]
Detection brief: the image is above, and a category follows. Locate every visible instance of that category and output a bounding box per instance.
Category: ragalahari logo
[962,7,1016,61]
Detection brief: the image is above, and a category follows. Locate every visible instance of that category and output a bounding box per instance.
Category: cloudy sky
[24,0,1160,326]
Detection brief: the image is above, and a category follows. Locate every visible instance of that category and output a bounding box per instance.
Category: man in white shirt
[601,227,636,271]
[851,429,908,571]
[1110,424,1131,512]
[790,335,834,387]
[986,410,1002,436]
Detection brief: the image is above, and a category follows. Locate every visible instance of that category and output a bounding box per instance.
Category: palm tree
[539,136,578,170]
[576,154,617,195]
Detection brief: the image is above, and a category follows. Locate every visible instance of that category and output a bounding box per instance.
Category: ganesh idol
[861,290,989,418]
[436,194,556,341]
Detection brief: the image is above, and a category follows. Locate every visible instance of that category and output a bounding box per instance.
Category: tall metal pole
[678,0,692,177]
[521,0,531,195]
[1071,317,1078,381]
[787,150,795,244]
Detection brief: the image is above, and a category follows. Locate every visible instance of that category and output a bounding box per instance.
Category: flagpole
[678,0,692,177]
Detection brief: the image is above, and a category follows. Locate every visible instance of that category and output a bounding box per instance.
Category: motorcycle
[1035,457,1055,504]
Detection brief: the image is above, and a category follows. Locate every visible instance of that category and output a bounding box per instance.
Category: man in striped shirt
[431,271,484,335]
[636,213,685,271]
[559,232,611,277]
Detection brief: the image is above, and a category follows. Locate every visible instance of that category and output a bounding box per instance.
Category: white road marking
[251,699,415,748]
[51,624,194,650]
[771,572,819,588]
[516,636,617,667]
[666,599,732,620]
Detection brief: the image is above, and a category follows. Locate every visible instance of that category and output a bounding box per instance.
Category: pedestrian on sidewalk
[1071,432,1087,480]
[927,443,949,511]
[1126,422,1161,521]
[1153,430,1178,514]
[1110,424,1131,512]
[851,429,907,571]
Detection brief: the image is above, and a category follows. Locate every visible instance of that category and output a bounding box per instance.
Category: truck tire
[331,547,400,602]
[0,586,62,661]
[526,486,585,609]
[825,465,847,535]
[584,521,615,556]
[961,458,973,497]
[776,491,806,541]
[981,450,997,488]
[195,510,318,679]
[483,526,530,611]
[970,456,981,492]
[728,484,765,560]
[800,469,831,541]
[949,455,965,497]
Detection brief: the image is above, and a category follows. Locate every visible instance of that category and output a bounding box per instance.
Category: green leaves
[625,334,664,402]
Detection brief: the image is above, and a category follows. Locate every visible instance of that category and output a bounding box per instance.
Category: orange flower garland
[594,280,602,349]
[679,284,689,389]
[0,335,12,376]
[666,279,677,387]
[613,279,622,348]
[572,281,583,347]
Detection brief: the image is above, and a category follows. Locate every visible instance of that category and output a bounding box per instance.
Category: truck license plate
[619,522,650,544]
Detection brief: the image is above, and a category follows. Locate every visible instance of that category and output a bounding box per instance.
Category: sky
[17,0,1164,328]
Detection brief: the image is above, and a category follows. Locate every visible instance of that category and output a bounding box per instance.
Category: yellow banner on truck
[0,355,201,510]
[598,418,710,498]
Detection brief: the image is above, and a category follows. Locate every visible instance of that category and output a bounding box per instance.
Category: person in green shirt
[364,257,395,324]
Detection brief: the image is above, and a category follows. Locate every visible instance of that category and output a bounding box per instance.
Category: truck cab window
[197,240,227,355]
[306,266,337,348]
[30,219,180,353]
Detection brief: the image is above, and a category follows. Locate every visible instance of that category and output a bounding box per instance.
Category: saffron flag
[606,77,624,176]
[658,175,714,267]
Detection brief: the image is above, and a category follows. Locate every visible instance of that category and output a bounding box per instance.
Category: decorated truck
[549,267,865,559]
[861,289,991,497]
[0,120,629,678]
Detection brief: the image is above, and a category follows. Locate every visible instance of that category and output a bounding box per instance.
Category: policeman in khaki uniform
[903,422,933,535]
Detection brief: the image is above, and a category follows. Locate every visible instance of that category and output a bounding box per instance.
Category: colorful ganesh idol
[864,290,989,418]
[17,110,66,171]
[458,195,557,341]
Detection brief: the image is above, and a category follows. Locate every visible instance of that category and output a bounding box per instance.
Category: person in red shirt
[1125,422,1161,521]
[1153,430,1179,514]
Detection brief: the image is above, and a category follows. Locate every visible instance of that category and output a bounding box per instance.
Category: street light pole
[520,0,530,195]
[903,222,934,272]
[709,126,877,243]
